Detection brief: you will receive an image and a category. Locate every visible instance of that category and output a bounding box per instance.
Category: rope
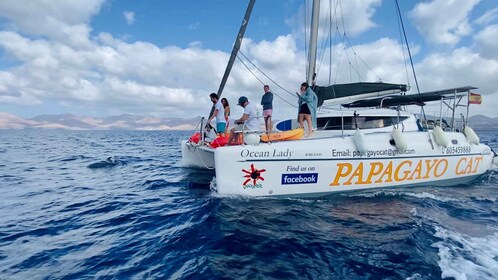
[236,52,298,108]
[304,0,309,78]
[194,146,215,170]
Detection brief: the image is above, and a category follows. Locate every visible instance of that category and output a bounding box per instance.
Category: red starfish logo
[242,164,266,186]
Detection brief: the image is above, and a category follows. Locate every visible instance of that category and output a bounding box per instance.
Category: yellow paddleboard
[261,128,304,142]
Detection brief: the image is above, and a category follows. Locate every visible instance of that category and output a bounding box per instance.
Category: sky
[0,0,497,120]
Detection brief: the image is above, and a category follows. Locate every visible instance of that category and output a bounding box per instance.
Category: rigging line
[349,61,352,82]
[328,0,340,85]
[395,1,419,94]
[336,0,380,82]
[343,34,363,82]
[316,0,333,79]
[328,0,333,84]
[303,0,309,79]
[338,0,346,43]
[332,19,343,84]
[216,0,255,99]
[394,0,426,122]
[208,0,255,120]
[316,19,331,78]
[342,32,385,82]
[235,55,265,85]
[340,35,355,82]
[395,2,411,88]
[333,36,344,84]
[237,51,295,97]
[336,0,361,82]
[395,0,431,151]
[328,1,341,99]
[235,54,298,108]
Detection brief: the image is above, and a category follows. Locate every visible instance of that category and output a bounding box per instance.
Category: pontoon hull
[181,140,215,169]
[208,131,494,196]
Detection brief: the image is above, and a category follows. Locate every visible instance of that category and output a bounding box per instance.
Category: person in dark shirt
[261,85,273,134]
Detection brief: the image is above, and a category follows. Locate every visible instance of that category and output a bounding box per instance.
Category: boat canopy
[314,82,408,107]
[342,86,477,108]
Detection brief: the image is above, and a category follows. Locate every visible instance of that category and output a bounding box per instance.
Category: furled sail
[314,82,408,107]
[342,86,476,108]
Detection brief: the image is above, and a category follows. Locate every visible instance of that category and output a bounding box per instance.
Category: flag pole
[466,90,470,126]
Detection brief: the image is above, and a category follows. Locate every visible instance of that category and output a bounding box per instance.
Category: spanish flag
[469,93,482,105]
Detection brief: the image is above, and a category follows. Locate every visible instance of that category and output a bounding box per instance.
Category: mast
[216,0,256,98]
[307,0,320,85]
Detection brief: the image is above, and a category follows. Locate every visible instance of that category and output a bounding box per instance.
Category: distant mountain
[467,115,498,131]
[0,112,496,131]
[29,113,96,129]
[0,112,201,130]
[0,112,39,129]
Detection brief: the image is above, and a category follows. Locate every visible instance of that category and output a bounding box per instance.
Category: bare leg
[267,116,272,134]
[264,116,272,134]
[298,113,304,129]
[305,114,313,136]
[228,128,236,144]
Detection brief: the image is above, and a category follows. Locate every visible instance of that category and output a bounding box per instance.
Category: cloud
[0,27,230,117]
[409,0,480,46]
[475,7,498,25]
[188,41,203,48]
[124,11,135,25]
[410,46,498,117]
[474,24,498,60]
[0,0,497,119]
[287,0,382,40]
[188,22,200,30]
[0,0,102,47]
[326,0,381,36]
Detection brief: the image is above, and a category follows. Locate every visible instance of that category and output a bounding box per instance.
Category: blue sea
[0,130,497,279]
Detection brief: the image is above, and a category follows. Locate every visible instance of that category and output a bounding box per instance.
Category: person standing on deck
[221,98,230,131]
[297,82,317,137]
[261,85,273,134]
[207,93,226,134]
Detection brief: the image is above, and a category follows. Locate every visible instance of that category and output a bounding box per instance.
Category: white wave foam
[209,177,217,193]
[346,189,461,203]
[342,189,401,198]
[432,226,498,280]
[471,196,497,203]
[405,273,423,280]
[403,191,459,202]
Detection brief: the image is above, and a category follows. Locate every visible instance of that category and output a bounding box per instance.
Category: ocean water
[0,129,497,280]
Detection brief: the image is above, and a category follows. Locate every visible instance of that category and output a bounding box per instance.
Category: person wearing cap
[261,85,273,134]
[228,96,259,145]
[207,93,226,134]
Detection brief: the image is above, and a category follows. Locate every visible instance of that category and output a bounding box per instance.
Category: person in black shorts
[297,82,317,137]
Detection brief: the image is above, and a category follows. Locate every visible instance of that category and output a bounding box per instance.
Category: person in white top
[228,96,259,145]
[207,93,227,134]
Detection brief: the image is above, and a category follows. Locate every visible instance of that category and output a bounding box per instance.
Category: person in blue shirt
[260,85,273,134]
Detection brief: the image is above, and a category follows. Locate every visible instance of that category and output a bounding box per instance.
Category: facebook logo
[281,173,318,185]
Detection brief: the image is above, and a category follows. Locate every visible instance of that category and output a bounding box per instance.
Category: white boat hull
[181,140,215,169]
[181,131,495,197]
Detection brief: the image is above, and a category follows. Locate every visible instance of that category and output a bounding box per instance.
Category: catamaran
[181,0,498,196]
